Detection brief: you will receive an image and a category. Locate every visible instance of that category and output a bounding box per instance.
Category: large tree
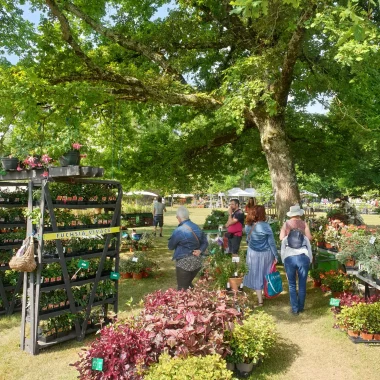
[1,0,380,218]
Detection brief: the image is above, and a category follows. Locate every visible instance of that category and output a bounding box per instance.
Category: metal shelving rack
[0,182,27,315]
[0,167,122,355]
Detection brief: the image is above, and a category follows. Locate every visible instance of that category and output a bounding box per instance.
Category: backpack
[286,228,306,249]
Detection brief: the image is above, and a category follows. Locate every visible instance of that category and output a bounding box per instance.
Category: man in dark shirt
[225,198,245,254]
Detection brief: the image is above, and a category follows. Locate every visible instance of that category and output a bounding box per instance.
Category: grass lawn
[0,207,379,380]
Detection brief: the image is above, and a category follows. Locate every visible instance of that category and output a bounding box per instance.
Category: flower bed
[73,287,250,379]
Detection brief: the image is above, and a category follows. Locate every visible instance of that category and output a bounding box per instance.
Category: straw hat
[287,205,305,217]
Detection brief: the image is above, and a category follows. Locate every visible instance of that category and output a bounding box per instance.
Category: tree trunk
[257,114,300,220]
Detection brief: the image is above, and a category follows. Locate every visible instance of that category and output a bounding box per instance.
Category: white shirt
[281,236,312,263]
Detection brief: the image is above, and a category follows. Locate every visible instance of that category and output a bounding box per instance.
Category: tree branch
[45,0,221,109]
[45,0,144,89]
[275,4,316,107]
[63,1,187,84]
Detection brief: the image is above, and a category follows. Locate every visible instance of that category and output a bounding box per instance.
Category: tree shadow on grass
[244,337,302,379]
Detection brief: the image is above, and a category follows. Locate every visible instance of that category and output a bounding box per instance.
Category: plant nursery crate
[316,251,339,271]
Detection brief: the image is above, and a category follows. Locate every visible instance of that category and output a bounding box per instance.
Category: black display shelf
[40,274,112,292]
[0,204,27,208]
[19,172,122,355]
[42,250,116,263]
[0,222,26,227]
[38,297,116,320]
[0,182,26,316]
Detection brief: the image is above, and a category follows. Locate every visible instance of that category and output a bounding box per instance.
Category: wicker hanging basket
[9,236,36,272]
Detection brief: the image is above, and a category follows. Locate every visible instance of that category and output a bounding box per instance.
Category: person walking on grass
[153,195,166,237]
[224,198,245,254]
[280,205,313,315]
[243,205,278,307]
[168,206,208,290]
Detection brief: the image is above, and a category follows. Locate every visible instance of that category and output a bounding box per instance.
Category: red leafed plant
[141,287,243,358]
[73,321,158,380]
[73,287,246,379]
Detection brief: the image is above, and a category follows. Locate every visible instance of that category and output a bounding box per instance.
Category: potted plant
[309,268,325,287]
[226,311,277,375]
[119,259,134,279]
[130,261,144,280]
[1,154,19,171]
[320,270,353,297]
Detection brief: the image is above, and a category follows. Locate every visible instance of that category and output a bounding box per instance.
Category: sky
[2,2,328,114]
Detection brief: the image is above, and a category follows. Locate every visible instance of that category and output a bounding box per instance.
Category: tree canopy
[0,0,380,216]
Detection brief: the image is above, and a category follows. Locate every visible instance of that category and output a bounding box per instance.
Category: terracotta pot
[345,259,356,267]
[347,329,360,338]
[372,333,380,341]
[360,332,374,341]
[121,272,132,279]
[129,247,134,252]
[332,291,343,298]
[313,280,322,288]
[133,272,143,280]
[142,271,149,278]
[325,243,333,249]
[229,277,243,291]
[316,241,324,247]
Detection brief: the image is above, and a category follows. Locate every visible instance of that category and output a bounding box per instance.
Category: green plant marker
[92,358,104,371]
[329,298,340,307]
[110,272,120,280]
[136,216,140,224]
[78,259,89,269]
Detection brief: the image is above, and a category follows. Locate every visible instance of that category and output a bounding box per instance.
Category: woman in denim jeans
[281,234,312,315]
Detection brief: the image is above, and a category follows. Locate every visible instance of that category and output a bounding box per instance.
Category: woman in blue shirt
[244,205,278,306]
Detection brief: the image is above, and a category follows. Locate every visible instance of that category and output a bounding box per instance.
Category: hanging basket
[9,236,36,272]
[59,151,80,166]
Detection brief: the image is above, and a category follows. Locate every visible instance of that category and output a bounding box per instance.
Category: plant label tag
[78,260,89,269]
[92,358,104,371]
[369,236,376,245]
[329,298,340,307]
[232,257,240,263]
[132,257,138,262]
[110,272,120,280]
[319,225,323,231]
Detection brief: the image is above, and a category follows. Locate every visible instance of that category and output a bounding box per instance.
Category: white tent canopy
[171,194,194,198]
[300,190,318,197]
[124,190,158,197]
[244,188,259,197]
[227,188,252,197]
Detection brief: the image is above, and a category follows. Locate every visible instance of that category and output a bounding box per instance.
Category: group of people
[167,199,313,314]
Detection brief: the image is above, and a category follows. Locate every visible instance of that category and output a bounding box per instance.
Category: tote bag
[264,262,283,298]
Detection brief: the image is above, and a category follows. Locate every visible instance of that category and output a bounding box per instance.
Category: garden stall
[0,167,122,355]
[0,183,28,315]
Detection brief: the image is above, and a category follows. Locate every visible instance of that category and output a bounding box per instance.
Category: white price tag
[369,236,376,245]
[319,225,323,231]
[232,257,240,263]
[132,257,138,262]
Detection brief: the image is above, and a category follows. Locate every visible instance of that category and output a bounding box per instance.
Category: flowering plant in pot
[59,142,83,166]
[225,311,277,374]
[320,270,353,295]
[309,268,325,287]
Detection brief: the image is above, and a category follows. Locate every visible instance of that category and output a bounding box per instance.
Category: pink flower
[16,165,22,172]
[41,170,49,178]
[72,142,82,150]
[41,154,52,164]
